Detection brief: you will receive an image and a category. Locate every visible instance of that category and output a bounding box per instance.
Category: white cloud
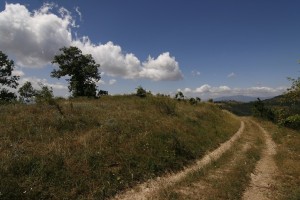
[12,69,25,77]
[0,3,183,81]
[75,6,82,21]
[140,53,183,81]
[227,72,236,78]
[180,84,287,98]
[184,88,192,92]
[109,79,117,85]
[195,84,211,93]
[191,70,201,76]
[20,77,68,91]
[0,3,73,67]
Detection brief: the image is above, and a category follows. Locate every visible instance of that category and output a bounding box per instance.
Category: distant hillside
[214,95,272,103]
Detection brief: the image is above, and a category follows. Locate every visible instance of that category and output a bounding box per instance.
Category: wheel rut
[112,118,278,200]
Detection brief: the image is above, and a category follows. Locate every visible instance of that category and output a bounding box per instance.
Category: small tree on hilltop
[136,86,147,98]
[175,91,184,101]
[0,51,19,102]
[51,46,100,98]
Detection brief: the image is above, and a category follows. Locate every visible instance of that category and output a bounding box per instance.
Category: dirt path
[242,121,278,200]
[112,119,279,200]
[154,119,265,199]
[112,121,245,200]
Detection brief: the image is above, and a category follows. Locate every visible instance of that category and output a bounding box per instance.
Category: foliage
[284,77,300,105]
[252,98,275,121]
[0,51,19,102]
[175,91,184,101]
[208,98,214,103]
[136,86,147,98]
[51,46,100,98]
[189,97,197,105]
[280,114,300,130]
[18,81,36,103]
[35,83,55,105]
[196,97,201,102]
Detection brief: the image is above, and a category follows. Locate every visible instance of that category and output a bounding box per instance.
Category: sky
[0,0,299,99]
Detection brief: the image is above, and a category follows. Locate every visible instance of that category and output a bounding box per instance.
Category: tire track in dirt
[154,118,264,200]
[242,121,278,200]
[112,121,245,200]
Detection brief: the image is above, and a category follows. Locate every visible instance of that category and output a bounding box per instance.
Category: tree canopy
[0,51,19,102]
[51,46,100,97]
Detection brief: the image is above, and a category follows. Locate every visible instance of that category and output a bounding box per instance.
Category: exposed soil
[112,121,245,200]
[111,118,279,200]
[242,121,279,200]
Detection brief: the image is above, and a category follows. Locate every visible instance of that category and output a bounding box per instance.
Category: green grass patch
[0,95,240,199]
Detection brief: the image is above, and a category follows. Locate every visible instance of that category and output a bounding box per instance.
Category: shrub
[280,114,300,129]
[189,98,197,105]
[136,86,147,98]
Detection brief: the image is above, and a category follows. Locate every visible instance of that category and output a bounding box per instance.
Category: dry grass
[156,118,264,200]
[0,95,240,199]
[257,120,300,200]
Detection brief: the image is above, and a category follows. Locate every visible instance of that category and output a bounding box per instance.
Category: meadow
[0,95,240,199]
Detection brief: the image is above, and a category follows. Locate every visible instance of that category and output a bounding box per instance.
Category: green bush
[281,114,300,129]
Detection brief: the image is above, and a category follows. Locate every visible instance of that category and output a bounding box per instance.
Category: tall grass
[0,95,240,199]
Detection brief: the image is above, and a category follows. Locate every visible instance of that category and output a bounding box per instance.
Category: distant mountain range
[213,95,273,103]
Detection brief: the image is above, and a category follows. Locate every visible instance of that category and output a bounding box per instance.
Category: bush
[280,114,300,130]
[136,86,147,98]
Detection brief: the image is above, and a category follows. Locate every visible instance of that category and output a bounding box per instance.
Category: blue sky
[0,0,299,99]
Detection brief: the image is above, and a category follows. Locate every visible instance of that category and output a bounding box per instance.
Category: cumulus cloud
[0,3,183,81]
[179,84,287,98]
[20,77,68,91]
[0,3,73,67]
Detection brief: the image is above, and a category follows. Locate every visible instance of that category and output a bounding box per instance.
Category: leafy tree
[284,77,300,105]
[35,83,54,104]
[0,51,19,102]
[175,91,184,101]
[189,97,197,105]
[51,46,100,97]
[196,97,201,102]
[136,86,147,98]
[18,81,36,103]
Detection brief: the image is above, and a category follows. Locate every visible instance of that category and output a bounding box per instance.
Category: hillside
[0,95,240,199]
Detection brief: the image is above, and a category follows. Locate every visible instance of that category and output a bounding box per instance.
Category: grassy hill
[0,95,240,199]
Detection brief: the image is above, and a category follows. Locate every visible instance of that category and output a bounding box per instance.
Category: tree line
[0,46,101,103]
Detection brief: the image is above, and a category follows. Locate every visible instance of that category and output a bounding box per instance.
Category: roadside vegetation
[0,95,240,199]
[155,118,264,200]
[257,119,300,200]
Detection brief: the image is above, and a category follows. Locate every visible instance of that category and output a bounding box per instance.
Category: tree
[18,81,36,103]
[35,83,54,104]
[285,77,300,105]
[136,86,147,98]
[51,46,100,97]
[0,51,19,102]
[175,91,184,101]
